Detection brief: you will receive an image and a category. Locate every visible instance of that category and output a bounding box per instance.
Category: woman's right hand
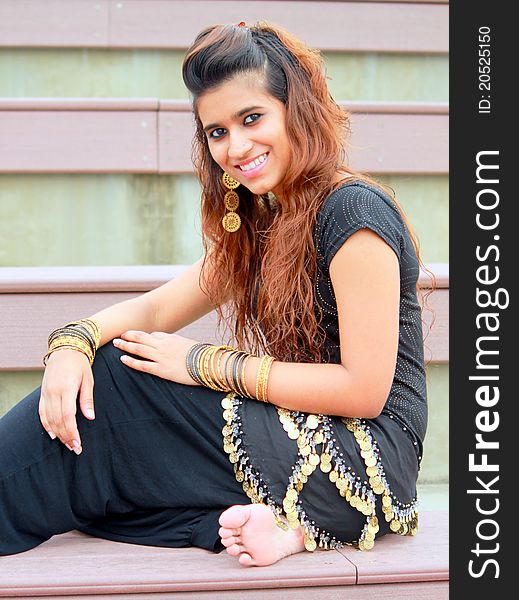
[39,349,96,454]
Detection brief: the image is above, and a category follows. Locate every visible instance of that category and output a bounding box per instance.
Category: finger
[59,391,82,454]
[120,330,154,343]
[120,354,160,376]
[112,338,156,360]
[43,384,64,442]
[38,393,56,440]
[79,375,95,420]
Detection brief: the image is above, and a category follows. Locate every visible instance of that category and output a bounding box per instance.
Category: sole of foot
[218,504,305,567]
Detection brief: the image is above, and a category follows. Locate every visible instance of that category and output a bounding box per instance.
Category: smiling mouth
[236,152,269,172]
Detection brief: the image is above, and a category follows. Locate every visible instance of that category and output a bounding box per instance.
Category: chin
[245,176,282,197]
[242,182,270,196]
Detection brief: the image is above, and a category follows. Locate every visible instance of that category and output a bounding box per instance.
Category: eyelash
[208,113,262,140]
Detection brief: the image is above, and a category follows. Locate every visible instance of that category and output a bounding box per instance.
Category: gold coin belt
[342,417,419,541]
[221,394,287,529]
[277,408,345,551]
[221,393,419,553]
[284,410,380,551]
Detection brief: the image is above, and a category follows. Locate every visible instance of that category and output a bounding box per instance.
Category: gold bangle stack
[256,355,275,403]
[43,319,102,366]
[186,342,275,402]
[201,344,234,392]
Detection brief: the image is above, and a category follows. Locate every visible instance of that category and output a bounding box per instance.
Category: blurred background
[0,1,448,498]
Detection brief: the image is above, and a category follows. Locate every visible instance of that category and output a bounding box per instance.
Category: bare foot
[218,504,305,567]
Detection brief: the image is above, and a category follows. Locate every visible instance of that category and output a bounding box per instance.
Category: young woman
[0,22,427,567]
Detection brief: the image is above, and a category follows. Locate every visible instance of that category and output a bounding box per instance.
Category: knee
[93,341,153,389]
[89,343,128,406]
[95,340,122,363]
[92,342,126,379]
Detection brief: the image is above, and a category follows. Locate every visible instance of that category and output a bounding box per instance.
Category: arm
[244,228,400,418]
[40,256,216,450]
[114,229,399,419]
[91,256,216,346]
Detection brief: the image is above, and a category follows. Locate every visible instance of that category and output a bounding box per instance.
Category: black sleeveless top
[314,181,428,452]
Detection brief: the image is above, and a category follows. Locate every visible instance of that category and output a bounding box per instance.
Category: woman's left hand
[113,331,200,386]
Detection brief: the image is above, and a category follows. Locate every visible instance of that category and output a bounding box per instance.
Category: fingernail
[86,409,95,419]
[65,443,73,451]
[72,439,81,448]
[113,338,120,345]
[48,431,57,440]
[73,446,83,455]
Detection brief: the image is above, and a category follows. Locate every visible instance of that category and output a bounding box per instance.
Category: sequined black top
[314,181,428,451]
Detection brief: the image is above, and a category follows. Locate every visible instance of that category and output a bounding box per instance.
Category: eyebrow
[202,106,265,133]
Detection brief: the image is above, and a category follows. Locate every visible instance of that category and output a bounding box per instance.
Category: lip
[235,153,269,178]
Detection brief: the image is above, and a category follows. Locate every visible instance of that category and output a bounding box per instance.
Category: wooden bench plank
[0,99,160,111]
[0,292,221,371]
[0,532,357,595]
[0,265,448,370]
[0,511,446,597]
[0,289,447,369]
[0,100,448,174]
[0,581,449,600]
[0,0,109,48]
[0,265,188,293]
[338,510,449,584]
[110,0,448,54]
[0,264,448,293]
[0,1,448,53]
[158,100,450,115]
[158,110,448,175]
[0,110,158,173]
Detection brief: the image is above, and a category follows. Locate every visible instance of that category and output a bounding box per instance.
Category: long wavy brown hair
[182,22,433,362]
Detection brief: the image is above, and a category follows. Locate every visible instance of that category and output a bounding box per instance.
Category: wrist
[44,319,102,366]
[244,355,261,399]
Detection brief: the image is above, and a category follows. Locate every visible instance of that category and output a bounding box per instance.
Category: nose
[227,130,253,162]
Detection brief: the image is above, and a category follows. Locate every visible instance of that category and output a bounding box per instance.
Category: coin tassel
[221,393,419,552]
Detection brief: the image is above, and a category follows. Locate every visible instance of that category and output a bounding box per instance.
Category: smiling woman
[197,79,291,198]
[0,22,428,567]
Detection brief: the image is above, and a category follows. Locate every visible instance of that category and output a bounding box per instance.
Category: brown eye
[209,128,226,140]
[244,113,261,125]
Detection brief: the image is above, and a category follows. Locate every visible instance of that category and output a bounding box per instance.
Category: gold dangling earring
[221,172,241,232]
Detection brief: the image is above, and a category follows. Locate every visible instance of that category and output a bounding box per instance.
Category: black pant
[0,343,250,556]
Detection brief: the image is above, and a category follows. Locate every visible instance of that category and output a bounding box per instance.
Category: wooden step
[0,263,448,370]
[0,99,448,175]
[0,510,448,599]
[0,0,448,53]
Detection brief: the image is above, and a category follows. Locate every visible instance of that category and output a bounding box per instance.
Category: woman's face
[197,74,291,198]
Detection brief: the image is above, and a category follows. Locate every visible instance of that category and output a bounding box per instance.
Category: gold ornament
[221,172,241,232]
[222,212,241,233]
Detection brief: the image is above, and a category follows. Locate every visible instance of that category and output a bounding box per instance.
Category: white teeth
[239,153,267,171]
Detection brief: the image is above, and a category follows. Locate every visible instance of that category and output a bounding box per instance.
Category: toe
[218,526,234,539]
[219,505,251,530]
[238,552,255,567]
[220,526,241,537]
[221,536,240,548]
[226,543,242,557]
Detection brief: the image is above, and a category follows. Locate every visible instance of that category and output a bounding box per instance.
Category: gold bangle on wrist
[256,355,275,403]
[43,318,102,366]
[239,353,254,398]
[185,341,275,403]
